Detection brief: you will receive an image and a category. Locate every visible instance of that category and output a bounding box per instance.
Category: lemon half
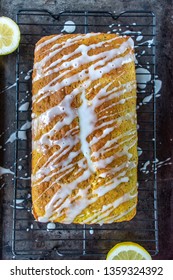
[0,16,20,55]
[106,242,152,260]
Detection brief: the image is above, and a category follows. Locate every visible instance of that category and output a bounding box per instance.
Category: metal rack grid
[12,9,158,259]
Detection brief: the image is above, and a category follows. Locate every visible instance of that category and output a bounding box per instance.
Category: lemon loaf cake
[32,33,138,224]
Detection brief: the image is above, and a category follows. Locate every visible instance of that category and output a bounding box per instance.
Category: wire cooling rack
[12,9,158,259]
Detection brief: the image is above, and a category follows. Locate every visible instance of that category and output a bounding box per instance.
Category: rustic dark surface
[0,0,173,260]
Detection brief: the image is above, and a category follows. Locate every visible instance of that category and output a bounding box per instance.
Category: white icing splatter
[16,199,25,204]
[140,160,150,174]
[19,102,30,111]
[138,39,154,48]
[11,198,25,209]
[47,222,56,230]
[0,166,14,176]
[0,82,16,94]
[137,147,143,156]
[155,79,162,96]
[18,176,31,180]
[141,78,162,105]
[156,157,172,169]
[136,35,143,42]
[24,69,33,80]
[5,121,31,143]
[136,67,151,89]
[61,21,76,33]
[0,183,6,190]
[142,93,153,104]
[18,165,23,171]
[123,30,141,35]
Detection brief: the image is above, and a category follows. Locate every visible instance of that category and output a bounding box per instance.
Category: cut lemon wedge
[106,242,152,260]
[0,16,20,55]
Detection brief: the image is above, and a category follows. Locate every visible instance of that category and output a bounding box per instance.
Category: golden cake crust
[32,33,138,224]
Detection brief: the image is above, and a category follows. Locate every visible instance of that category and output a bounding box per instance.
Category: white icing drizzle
[78,90,96,172]
[35,34,63,52]
[82,193,137,224]
[38,169,91,222]
[98,204,136,225]
[33,36,134,101]
[33,34,100,82]
[38,174,131,223]
[36,49,134,103]
[32,33,137,223]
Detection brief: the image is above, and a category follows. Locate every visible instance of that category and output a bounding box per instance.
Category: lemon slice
[0,16,20,55]
[106,242,152,260]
